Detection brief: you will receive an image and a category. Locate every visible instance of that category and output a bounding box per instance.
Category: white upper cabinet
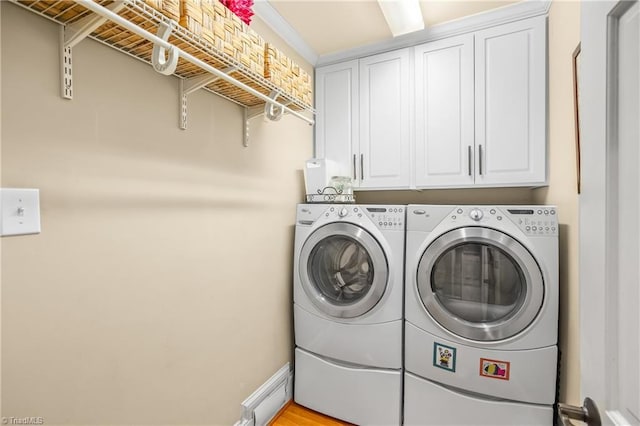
[474,16,547,186]
[315,60,359,180]
[414,34,475,187]
[359,49,411,189]
[314,14,548,190]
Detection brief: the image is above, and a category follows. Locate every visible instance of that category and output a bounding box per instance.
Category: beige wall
[0,3,312,425]
[359,0,582,407]
[534,0,581,406]
[1,1,582,423]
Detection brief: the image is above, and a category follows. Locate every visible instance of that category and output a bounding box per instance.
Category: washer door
[417,227,544,341]
[299,222,389,318]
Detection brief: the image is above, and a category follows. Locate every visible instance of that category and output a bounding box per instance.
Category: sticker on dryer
[479,358,510,380]
[433,342,457,372]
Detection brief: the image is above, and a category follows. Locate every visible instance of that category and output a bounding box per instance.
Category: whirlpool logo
[2,417,45,425]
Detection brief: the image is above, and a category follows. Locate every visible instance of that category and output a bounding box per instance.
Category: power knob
[469,208,483,221]
[338,207,348,218]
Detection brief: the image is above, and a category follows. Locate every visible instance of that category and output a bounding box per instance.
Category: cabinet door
[359,49,411,189]
[475,16,547,186]
[315,60,359,181]
[414,34,474,188]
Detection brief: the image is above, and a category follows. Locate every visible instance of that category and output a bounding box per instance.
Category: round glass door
[417,227,544,341]
[299,222,388,318]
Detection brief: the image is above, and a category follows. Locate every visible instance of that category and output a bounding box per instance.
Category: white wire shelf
[10,0,315,128]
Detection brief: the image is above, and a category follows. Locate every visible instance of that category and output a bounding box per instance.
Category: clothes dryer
[404,205,559,425]
[293,204,405,426]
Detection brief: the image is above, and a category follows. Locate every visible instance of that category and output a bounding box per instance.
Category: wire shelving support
[13,0,315,138]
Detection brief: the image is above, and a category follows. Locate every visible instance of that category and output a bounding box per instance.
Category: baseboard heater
[234,363,293,426]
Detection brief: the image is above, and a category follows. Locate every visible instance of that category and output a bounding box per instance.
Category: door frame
[579,0,639,422]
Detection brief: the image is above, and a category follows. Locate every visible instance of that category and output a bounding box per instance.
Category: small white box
[304,158,338,195]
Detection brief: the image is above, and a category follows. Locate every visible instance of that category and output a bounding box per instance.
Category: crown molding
[251,0,551,68]
[316,0,551,67]
[252,0,319,66]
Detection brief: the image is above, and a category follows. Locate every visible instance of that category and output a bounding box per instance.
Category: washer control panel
[305,205,405,230]
[364,206,405,230]
[508,207,558,236]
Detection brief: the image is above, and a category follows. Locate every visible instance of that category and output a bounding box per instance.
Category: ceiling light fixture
[377,0,425,37]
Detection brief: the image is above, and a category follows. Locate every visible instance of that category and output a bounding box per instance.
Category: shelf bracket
[60,26,73,99]
[243,91,292,147]
[180,67,236,130]
[64,2,127,49]
[243,106,265,148]
[60,1,127,99]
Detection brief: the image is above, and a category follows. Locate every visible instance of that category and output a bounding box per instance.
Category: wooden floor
[269,402,355,426]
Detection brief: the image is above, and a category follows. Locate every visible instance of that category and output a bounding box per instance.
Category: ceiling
[266,0,520,58]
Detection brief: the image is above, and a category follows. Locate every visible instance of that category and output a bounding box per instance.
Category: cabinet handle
[479,145,484,175]
[360,154,364,181]
[353,154,357,180]
[468,146,472,176]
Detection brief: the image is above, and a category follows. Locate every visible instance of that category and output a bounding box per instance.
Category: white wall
[0,3,312,424]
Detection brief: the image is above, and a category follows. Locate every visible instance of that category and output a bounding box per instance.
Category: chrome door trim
[299,222,388,318]
[417,227,544,341]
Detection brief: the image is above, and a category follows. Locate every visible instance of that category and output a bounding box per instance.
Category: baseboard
[234,363,293,426]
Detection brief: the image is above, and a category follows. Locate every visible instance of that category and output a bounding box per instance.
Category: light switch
[1,188,41,236]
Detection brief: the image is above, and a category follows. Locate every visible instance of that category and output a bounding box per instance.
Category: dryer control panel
[407,205,558,237]
[452,206,558,236]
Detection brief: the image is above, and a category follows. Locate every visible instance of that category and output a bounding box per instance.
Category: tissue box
[304,158,338,195]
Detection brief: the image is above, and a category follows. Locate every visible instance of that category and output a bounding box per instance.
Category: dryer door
[417,227,544,341]
[299,222,389,318]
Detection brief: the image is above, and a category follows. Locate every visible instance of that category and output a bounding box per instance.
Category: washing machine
[293,204,405,426]
[404,205,559,425]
